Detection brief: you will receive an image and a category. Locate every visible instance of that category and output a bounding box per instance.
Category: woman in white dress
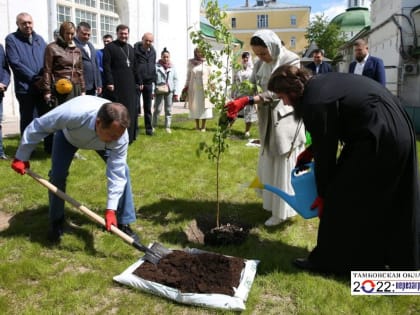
[183,48,213,131]
[226,30,306,226]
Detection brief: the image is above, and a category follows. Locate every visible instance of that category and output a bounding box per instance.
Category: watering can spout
[263,185,299,210]
[248,177,299,211]
[248,162,318,219]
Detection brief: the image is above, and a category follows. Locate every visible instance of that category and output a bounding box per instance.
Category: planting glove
[11,158,30,175]
[224,96,250,120]
[104,209,117,231]
[311,196,324,219]
[295,147,313,169]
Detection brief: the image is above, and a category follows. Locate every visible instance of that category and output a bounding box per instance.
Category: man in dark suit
[349,39,386,86]
[74,22,102,95]
[305,49,332,75]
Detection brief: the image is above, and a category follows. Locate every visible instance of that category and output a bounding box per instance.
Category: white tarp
[113,248,259,311]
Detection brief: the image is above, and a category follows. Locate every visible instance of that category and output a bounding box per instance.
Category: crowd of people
[2,12,419,276]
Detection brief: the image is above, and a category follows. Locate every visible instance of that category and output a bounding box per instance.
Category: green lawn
[0,114,419,314]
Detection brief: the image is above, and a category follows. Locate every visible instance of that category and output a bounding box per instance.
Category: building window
[290,36,296,48]
[57,0,119,45]
[100,0,116,12]
[75,9,97,43]
[75,0,96,7]
[231,17,236,28]
[100,15,118,37]
[57,5,72,25]
[257,14,268,28]
[290,15,296,26]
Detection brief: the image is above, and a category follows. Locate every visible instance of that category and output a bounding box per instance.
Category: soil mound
[133,250,245,296]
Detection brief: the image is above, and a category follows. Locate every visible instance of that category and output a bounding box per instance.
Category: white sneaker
[264,216,283,226]
[201,128,206,132]
[244,131,250,138]
[165,128,172,133]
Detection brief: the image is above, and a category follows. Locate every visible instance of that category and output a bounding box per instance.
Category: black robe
[299,73,420,274]
[102,40,138,143]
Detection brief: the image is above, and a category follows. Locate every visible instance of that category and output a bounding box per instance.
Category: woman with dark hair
[42,21,85,106]
[226,30,306,226]
[267,64,420,275]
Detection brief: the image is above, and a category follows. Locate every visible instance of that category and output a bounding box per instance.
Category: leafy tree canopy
[305,14,347,63]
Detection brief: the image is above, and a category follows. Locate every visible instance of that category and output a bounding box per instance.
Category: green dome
[330,7,370,31]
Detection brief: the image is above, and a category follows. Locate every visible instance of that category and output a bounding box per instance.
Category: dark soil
[185,215,251,246]
[133,250,245,296]
[205,223,248,246]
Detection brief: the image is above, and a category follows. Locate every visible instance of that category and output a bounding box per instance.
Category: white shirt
[16,95,129,210]
[353,53,369,75]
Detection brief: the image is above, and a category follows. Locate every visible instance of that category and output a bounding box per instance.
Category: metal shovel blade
[132,241,173,264]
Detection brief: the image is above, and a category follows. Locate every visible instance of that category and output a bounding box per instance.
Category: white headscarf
[252,29,300,89]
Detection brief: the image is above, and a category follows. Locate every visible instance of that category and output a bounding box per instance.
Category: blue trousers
[48,130,136,224]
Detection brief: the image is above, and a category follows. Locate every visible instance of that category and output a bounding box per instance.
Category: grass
[0,113,419,314]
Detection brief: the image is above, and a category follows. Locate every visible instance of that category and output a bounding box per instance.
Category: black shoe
[47,217,65,243]
[118,224,140,243]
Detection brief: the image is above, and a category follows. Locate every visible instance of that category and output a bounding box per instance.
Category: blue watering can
[249,162,318,219]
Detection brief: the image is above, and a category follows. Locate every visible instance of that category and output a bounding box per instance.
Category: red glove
[311,196,324,218]
[11,158,30,175]
[225,96,250,120]
[104,209,117,231]
[295,147,313,169]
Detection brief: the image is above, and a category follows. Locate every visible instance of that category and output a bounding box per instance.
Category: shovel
[26,169,172,264]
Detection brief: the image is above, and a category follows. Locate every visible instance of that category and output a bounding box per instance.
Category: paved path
[3,101,190,137]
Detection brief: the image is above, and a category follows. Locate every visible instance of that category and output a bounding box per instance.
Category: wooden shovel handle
[25,168,135,245]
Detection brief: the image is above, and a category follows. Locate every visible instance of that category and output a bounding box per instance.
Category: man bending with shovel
[11,95,140,243]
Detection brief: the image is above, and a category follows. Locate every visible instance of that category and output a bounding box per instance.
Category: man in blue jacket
[305,49,333,75]
[349,39,386,86]
[74,22,102,96]
[6,12,52,154]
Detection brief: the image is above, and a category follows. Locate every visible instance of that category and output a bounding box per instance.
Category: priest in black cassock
[266,65,420,276]
[103,24,139,144]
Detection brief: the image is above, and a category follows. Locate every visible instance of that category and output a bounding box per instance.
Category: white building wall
[370,0,420,106]
[1,0,200,136]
